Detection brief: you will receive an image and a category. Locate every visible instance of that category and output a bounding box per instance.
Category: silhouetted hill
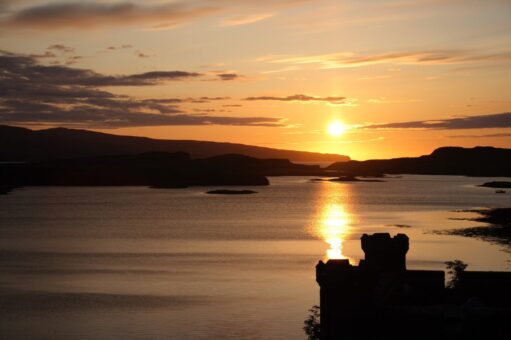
[0,152,335,188]
[327,146,511,177]
[0,125,349,163]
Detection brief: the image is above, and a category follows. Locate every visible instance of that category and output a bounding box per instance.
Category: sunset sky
[1,0,510,159]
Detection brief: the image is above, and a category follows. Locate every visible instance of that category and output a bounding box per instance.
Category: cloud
[135,51,150,58]
[449,133,511,138]
[28,50,56,59]
[65,55,85,65]
[0,106,281,129]
[27,44,84,64]
[106,44,132,51]
[268,50,511,69]
[47,44,74,53]
[244,94,347,104]
[221,12,275,26]
[0,52,205,86]
[142,96,229,104]
[367,97,421,104]
[202,71,243,81]
[200,96,230,101]
[362,112,511,130]
[0,51,283,128]
[2,1,218,30]
[215,73,240,81]
[0,0,318,30]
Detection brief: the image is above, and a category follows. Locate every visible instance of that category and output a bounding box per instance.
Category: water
[0,175,510,339]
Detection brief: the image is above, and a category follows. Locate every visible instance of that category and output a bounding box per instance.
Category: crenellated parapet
[360,232,409,271]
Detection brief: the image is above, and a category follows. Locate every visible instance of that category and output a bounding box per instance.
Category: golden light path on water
[311,181,354,262]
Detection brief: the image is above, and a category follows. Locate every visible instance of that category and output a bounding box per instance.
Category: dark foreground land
[439,208,511,247]
[313,233,511,340]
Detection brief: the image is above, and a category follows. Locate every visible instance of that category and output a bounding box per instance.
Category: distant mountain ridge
[327,146,511,177]
[0,125,349,163]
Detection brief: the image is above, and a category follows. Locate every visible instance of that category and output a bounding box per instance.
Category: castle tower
[316,259,359,340]
[360,233,409,271]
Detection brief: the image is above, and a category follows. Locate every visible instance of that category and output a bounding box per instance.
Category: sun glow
[327,120,348,137]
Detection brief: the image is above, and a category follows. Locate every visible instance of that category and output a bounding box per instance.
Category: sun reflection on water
[321,203,351,259]
[311,182,354,261]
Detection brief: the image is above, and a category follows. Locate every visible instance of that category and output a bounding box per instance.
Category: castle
[316,233,511,340]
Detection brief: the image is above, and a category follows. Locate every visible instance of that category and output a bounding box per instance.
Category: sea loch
[0,175,510,339]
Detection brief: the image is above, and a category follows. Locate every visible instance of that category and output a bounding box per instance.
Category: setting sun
[327,121,348,137]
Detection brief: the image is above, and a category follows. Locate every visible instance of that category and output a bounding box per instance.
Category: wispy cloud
[215,73,240,81]
[106,44,133,51]
[64,55,85,65]
[1,2,218,30]
[221,12,275,26]
[362,112,511,130]
[266,50,511,69]
[47,44,75,53]
[367,97,421,104]
[135,51,151,58]
[244,94,347,105]
[449,133,511,138]
[0,51,282,128]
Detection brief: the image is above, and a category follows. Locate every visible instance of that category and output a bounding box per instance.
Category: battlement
[316,259,354,287]
[360,232,409,271]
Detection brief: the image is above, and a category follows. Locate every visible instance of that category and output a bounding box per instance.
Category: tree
[445,259,468,289]
[303,305,320,340]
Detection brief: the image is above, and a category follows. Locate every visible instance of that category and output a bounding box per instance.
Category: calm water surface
[0,175,510,339]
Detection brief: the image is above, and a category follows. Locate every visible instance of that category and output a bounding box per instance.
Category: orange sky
[1,0,510,159]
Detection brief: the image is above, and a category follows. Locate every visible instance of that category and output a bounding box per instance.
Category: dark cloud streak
[1,52,202,86]
[449,133,511,138]
[2,2,218,30]
[216,73,239,81]
[47,44,74,53]
[363,112,511,130]
[244,94,347,104]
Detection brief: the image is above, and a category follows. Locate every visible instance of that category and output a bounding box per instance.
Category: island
[311,176,385,183]
[479,181,511,188]
[206,190,257,195]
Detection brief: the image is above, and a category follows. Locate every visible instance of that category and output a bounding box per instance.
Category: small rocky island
[311,176,385,183]
[206,189,257,195]
[479,181,511,188]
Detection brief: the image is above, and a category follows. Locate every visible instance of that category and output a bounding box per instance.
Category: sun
[327,120,347,137]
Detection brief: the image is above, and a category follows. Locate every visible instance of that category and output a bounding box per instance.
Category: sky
[1,0,510,160]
